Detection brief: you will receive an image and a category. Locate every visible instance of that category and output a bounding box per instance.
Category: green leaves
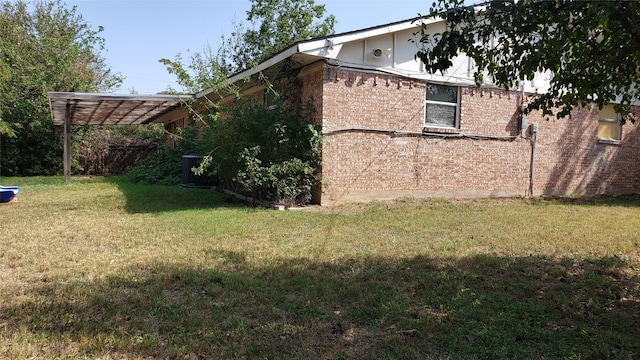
[247,0,335,58]
[0,0,122,175]
[206,96,321,206]
[159,44,230,94]
[217,0,335,76]
[418,0,640,119]
[160,0,335,93]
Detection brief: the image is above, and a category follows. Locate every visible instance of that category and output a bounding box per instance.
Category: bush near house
[200,99,321,206]
[126,98,321,206]
[125,145,184,186]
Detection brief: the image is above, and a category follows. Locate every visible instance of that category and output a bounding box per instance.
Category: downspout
[519,84,537,196]
[529,124,538,196]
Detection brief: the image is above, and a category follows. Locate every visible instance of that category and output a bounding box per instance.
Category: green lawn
[1,176,639,359]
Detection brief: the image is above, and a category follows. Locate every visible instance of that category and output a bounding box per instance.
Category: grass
[0,176,639,359]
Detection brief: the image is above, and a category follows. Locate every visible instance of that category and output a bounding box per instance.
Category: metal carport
[47,92,192,184]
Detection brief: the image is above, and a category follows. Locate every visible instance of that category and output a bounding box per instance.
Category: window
[598,104,621,141]
[425,83,459,128]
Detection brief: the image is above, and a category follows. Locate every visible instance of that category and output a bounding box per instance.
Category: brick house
[166,16,640,205]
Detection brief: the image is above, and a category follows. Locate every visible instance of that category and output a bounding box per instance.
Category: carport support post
[64,100,71,185]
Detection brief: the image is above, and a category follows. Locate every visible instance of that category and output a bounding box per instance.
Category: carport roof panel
[48,92,192,126]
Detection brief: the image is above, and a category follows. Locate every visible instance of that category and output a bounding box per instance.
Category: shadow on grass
[2,254,639,359]
[105,177,249,214]
[534,194,640,208]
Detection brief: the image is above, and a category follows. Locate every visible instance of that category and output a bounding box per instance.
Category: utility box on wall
[519,115,527,131]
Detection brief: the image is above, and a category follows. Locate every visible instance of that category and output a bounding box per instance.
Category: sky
[66,0,442,95]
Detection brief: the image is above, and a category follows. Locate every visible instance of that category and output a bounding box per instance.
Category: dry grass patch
[0,176,639,359]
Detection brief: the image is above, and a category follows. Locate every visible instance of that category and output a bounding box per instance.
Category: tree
[0,0,121,176]
[216,0,336,76]
[416,0,640,119]
[240,0,335,70]
[161,0,336,93]
[160,43,229,94]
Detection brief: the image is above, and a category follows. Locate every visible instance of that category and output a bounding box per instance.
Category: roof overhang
[196,17,438,101]
[48,92,193,126]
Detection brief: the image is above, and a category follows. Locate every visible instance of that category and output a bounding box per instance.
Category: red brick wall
[298,63,324,125]
[317,64,640,205]
[525,102,640,196]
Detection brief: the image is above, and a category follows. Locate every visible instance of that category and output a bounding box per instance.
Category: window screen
[425,83,459,128]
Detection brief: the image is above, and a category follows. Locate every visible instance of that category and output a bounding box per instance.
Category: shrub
[124,145,182,186]
[74,124,164,176]
[197,96,321,206]
[125,122,207,186]
[126,79,322,206]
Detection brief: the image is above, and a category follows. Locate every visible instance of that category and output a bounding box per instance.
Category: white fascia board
[298,42,344,59]
[297,38,346,57]
[196,45,301,99]
[298,17,439,55]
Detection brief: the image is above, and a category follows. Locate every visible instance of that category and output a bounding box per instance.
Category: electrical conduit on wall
[529,123,538,196]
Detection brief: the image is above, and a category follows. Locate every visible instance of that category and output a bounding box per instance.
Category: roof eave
[196,16,444,99]
[196,45,302,99]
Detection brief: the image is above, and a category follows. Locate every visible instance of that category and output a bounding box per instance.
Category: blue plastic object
[0,186,19,202]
